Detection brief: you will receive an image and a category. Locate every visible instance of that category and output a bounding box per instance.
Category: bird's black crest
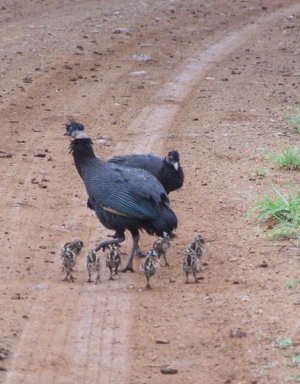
[167,150,180,162]
[65,120,85,136]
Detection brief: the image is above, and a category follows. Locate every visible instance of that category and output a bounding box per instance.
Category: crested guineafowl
[64,121,177,272]
[108,150,184,194]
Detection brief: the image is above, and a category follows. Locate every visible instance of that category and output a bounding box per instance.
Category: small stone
[113,28,132,35]
[155,339,170,345]
[257,261,268,268]
[131,53,156,62]
[160,366,178,374]
[229,329,247,338]
[169,278,176,283]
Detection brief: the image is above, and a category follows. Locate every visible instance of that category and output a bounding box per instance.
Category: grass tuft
[267,146,300,170]
[273,337,293,349]
[251,168,269,177]
[288,354,300,367]
[253,185,300,239]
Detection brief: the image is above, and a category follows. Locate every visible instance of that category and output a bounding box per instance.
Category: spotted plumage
[64,122,177,273]
[190,234,205,258]
[86,249,101,284]
[152,232,171,266]
[108,150,184,194]
[62,239,84,256]
[140,249,160,289]
[182,248,200,284]
[105,244,121,280]
[60,240,84,282]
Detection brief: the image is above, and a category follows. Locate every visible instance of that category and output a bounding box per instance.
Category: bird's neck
[69,138,98,174]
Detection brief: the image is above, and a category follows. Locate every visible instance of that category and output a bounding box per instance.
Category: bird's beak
[173,161,179,171]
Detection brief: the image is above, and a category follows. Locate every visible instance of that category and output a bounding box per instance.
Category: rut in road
[4,3,300,383]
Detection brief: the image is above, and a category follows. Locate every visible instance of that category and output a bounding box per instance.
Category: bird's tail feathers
[151,205,177,236]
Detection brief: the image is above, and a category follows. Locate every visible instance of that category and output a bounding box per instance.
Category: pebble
[155,339,170,344]
[131,53,156,62]
[160,366,178,375]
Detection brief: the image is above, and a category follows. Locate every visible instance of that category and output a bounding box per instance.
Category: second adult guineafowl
[64,121,178,272]
[108,150,184,194]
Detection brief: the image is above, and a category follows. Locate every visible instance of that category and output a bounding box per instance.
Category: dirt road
[0,1,300,383]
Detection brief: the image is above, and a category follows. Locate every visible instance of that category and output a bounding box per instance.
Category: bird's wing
[108,154,162,177]
[87,163,168,220]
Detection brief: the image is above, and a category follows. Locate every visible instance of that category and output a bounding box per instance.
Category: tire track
[4,3,300,384]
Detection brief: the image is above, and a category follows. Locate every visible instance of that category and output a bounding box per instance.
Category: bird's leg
[94,233,125,252]
[146,276,151,289]
[95,273,101,284]
[185,272,189,284]
[163,254,170,267]
[87,267,93,283]
[120,231,139,272]
[95,260,101,284]
[193,272,199,283]
[109,267,114,280]
[69,274,76,283]
[135,245,146,258]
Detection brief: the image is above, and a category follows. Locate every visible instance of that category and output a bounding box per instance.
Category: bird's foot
[120,266,135,273]
[135,249,146,258]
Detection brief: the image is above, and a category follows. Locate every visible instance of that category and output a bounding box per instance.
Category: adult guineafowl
[64,121,177,272]
[108,150,184,194]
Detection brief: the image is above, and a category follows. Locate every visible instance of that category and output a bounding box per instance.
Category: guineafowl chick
[190,234,205,258]
[152,232,171,266]
[86,249,101,284]
[182,248,200,284]
[105,244,121,280]
[60,240,84,282]
[140,249,160,289]
[62,239,84,256]
[61,248,77,282]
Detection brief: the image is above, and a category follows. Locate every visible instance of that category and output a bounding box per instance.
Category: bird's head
[165,150,180,171]
[147,249,159,259]
[64,121,89,139]
[194,234,205,244]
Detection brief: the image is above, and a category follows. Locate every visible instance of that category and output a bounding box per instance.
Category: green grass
[268,146,300,170]
[285,278,300,290]
[258,361,278,376]
[251,168,269,177]
[288,375,300,383]
[273,337,293,349]
[288,354,300,367]
[287,107,300,133]
[253,185,300,239]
